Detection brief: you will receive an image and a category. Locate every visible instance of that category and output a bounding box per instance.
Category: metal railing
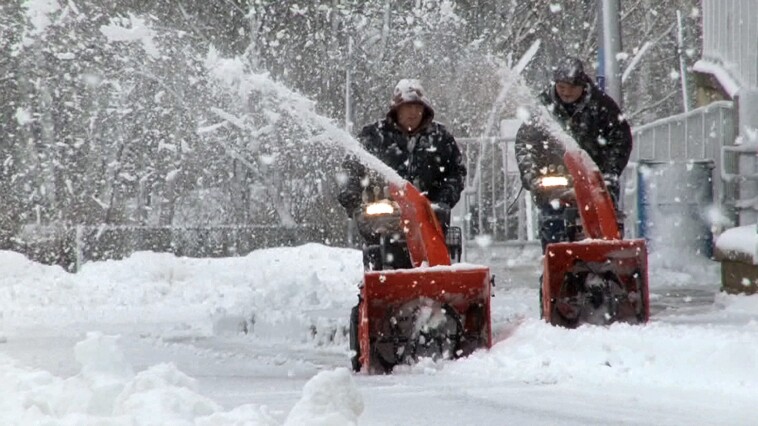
[456,136,536,244]
[702,0,758,88]
[455,102,738,243]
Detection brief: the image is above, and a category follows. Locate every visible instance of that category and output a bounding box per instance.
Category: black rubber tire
[538,275,544,319]
[349,303,361,372]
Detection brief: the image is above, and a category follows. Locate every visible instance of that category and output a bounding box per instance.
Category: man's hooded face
[552,57,588,104]
[389,79,434,134]
[396,102,425,133]
[555,81,584,104]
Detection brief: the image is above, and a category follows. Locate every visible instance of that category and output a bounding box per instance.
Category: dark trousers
[538,204,568,253]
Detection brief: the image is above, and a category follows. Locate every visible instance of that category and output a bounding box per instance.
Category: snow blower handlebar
[388,181,451,267]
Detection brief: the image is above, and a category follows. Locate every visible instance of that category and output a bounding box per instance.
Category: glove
[602,173,620,203]
[431,202,450,213]
[602,173,618,191]
[431,202,451,230]
[346,204,362,221]
[522,171,540,191]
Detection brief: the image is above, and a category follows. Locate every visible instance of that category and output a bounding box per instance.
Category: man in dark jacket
[338,79,466,267]
[342,80,466,370]
[515,57,632,249]
[339,79,466,215]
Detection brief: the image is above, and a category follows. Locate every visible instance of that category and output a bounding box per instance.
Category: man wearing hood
[338,79,466,242]
[515,57,633,250]
[340,79,466,371]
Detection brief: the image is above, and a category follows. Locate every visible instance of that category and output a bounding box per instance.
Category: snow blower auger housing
[542,150,650,328]
[355,181,492,374]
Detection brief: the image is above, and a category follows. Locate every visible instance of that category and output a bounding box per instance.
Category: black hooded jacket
[337,110,466,214]
[515,81,632,191]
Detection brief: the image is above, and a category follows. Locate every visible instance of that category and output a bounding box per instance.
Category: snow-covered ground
[1,243,756,425]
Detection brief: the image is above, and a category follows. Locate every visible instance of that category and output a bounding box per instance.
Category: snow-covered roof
[693,60,742,98]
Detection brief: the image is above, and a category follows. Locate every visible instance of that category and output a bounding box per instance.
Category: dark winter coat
[514,82,632,191]
[337,117,466,215]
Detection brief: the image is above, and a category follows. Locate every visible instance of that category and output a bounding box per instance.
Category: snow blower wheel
[372,300,463,371]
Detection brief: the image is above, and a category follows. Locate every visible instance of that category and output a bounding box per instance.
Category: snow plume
[100,14,160,59]
[470,39,587,192]
[203,46,403,187]
[17,0,62,49]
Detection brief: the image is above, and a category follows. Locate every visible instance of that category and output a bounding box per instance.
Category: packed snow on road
[1,244,756,425]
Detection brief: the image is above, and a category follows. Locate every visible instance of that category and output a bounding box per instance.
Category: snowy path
[1,245,756,425]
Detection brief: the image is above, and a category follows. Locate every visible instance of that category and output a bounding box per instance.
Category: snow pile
[284,368,363,426]
[716,224,758,263]
[0,332,361,425]
[446,319,758,393]
[0,244,362,341]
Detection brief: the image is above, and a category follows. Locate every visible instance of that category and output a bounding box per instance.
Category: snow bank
[284,368,363,426]
[1,332,358,425]
[0,244,756,424]
[445,318,758,394]
[0,244,362,342]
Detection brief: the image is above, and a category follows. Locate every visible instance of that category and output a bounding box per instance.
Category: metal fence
[455,136,536,244]
[14,224,344,272]
[702,0,758,87]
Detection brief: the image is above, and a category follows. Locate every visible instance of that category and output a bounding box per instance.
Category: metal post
[345,36,353,133]
[477,139,484,236]
[525,194,534,241]
[491,138,497,238]
[596,0,605,90]
[676,10,690,113]
[501,142,509,239]
[601,0,623,106]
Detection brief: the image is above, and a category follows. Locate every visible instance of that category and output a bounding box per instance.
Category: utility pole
[596,0,605,90]
[345,36,353,134]
[600,0,623,107]
[676,10,690,113]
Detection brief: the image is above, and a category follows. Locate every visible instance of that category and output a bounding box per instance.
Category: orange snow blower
[351,181,492,374]
[541,150,649,328]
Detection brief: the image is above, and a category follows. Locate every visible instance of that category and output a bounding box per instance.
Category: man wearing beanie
[515,57,633,250]
[338,79,466,255]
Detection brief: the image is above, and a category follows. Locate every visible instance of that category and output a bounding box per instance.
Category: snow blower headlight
[539,176,570,188]
[364,200,396,216]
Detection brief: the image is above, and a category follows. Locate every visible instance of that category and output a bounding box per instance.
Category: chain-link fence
[14,224,348,272]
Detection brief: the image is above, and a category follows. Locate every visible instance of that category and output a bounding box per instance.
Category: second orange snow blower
[541,150,650,328]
